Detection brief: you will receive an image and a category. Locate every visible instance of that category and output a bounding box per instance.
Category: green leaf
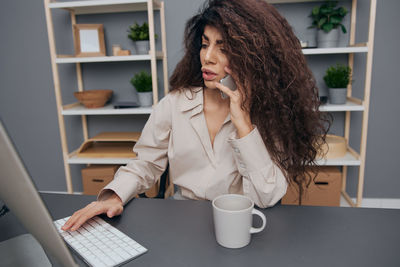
[331,9,340,16]
[318,17,327,28]
[340,24,347,34]
[339,7,348,16]
[312,6,320,16]
[330,15,341,24]
[320,7,330,15]
[322,23,333,33]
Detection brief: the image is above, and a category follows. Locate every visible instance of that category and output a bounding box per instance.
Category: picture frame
[73,24,106,57]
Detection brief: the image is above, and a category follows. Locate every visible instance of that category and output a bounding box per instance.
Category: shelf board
[56,52,163,63]
[68,150,133,164]
[315,150,361,166]
[48,0,161,14]
[319,99,364,112]
[62,103,152,115]
[302,46,368,55]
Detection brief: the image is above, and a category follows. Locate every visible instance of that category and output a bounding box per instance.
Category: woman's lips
[203,72,217,81]
[202,69,217,81]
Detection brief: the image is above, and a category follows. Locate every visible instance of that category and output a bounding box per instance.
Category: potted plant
[130,71,153,107]
[323,64,352,104]
[127,22,157,54]
[309,0,348,48]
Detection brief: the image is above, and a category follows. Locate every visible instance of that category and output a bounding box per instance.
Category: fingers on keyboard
[71,211,97,231]
[65,201,108,231]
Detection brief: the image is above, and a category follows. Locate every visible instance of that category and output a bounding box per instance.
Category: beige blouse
[100,88,287,208]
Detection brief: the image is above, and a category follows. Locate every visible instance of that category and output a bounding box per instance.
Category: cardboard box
[82,165,119,195]
[281,166,342,207]
[82,164,161,197]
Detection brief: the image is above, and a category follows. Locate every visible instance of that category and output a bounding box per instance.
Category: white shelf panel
[315,151,361,166]
[302,46,368,55]
[49,0,161,14]
[319,100,364,112]
[56,52,163,63]
[62,104,152,115]
[68,156,133,164]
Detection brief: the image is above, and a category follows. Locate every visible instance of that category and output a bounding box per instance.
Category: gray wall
[0,0,399,198]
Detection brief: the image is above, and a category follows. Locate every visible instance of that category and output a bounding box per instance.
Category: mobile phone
[219,75,237,99]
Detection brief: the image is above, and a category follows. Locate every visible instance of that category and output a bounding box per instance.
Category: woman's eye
[201,44,208,49]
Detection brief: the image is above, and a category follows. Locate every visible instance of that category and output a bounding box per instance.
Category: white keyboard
[54,216,148,267]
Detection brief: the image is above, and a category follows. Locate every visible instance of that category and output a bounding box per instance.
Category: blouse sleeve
[228,127,288,208]
[98,95,172,204]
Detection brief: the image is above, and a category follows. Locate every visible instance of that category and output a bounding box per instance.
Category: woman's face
[200,25,229,90]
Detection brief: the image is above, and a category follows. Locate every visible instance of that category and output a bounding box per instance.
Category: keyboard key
[115,248,130,258]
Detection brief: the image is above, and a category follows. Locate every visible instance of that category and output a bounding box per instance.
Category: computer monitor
[0,120,78,267]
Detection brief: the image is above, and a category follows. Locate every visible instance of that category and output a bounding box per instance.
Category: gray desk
[1,193,400,267]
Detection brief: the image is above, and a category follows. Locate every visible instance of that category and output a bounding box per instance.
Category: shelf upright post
[147,0,159,104]
[160,1,169,95]
[43,0,74,193]
[342,0,358,206]
[356,0,377,207]
[70,10,89,142]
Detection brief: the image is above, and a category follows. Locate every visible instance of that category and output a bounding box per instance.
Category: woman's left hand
[215,66,254,138]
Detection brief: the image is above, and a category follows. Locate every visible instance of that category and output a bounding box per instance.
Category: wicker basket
[74,89,113,108]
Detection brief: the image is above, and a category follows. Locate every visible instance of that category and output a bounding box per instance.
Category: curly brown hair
[169,0,330,203]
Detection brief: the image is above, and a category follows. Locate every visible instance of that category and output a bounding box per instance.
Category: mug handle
[250,209,267,234]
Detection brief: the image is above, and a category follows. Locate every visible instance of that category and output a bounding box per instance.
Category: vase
[135,40,150,54]
[329,88,347,104]
[138,92,153,107]
[317,28,340,48]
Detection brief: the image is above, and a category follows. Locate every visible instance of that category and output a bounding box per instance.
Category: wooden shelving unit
[275,0,376,207]
[45,0,376,206]
[44,0,168,193]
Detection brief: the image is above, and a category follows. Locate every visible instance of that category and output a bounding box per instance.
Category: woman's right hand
[61,192,123,231]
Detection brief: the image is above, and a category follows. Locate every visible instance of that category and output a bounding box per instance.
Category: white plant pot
[317,28,340,48]
[135,40,150,54]
[329,88,347,104]
[138,92,153,107]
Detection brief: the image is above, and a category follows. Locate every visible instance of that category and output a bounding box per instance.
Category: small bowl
[74,89,113,108]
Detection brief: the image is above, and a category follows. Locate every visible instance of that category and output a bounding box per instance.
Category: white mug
[212,194,267,249]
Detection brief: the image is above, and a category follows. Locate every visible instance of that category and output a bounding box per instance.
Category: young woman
[63,0,328,231]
